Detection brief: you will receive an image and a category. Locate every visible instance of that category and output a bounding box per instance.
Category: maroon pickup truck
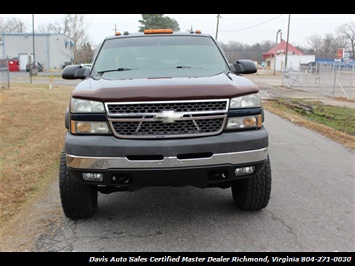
[60,29,271,219]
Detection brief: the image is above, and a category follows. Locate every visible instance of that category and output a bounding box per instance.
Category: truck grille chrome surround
[105,99,229,139]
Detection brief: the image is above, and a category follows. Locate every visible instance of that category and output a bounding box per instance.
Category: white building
[0,33,74,70]
[275,54,315,71]
[262,40,315,72]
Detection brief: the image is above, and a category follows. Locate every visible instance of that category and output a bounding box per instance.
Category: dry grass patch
[262,99,355,150]
[0,83,72,226]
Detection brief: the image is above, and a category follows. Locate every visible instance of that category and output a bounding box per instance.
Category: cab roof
[105,29,211,40]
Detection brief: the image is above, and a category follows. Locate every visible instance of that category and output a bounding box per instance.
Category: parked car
[26,62,44,72]
[80,63,92,69]
[62,62,72,69]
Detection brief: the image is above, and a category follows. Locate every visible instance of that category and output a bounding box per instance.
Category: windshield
[92,35,229,79]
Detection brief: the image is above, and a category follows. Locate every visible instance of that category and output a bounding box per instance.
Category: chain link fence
[282,62,355,99]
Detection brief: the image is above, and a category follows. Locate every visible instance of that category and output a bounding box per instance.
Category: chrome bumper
[66,148,268,170]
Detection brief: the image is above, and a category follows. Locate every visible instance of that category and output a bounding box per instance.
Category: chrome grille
[107,100,228,115]
[105,99,229,139]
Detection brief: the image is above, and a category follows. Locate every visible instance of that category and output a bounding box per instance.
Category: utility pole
[284,14,291,71]
[274,29,281,75]
[32,14,35,70]
[30,14,36,83]
[215,14,221,40]
[113,25,118,34]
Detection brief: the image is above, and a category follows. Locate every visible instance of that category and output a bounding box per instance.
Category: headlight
[71,98,105,113]
[230,93,261,109]
[70,121,111,134]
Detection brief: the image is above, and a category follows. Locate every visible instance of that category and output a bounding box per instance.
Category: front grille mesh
[106,100,229,139]
[107,101,227,114]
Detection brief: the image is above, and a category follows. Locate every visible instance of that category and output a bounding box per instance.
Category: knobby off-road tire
[232,155,272,210]
[59,150,98,219]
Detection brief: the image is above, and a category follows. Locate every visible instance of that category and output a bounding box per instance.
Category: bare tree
[61,14,91,64]
[220,41,244,63]
[219,40,273,65]
[37,22,64,34]
[307,34,323,57]
[75,42,94,64]
[0,16,27,33]
[336,22,355,59]
[37,14,90,64]
[321,33,338,58]
[36,14,91,63]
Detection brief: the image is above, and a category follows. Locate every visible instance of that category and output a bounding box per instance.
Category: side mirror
[62,64,90,80]
[232,60,257,74]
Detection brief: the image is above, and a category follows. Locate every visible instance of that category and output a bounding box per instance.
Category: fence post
[332,61,338,97]
[6,55,10,89]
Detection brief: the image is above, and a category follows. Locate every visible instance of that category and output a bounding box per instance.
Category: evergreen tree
[138,14,180,32]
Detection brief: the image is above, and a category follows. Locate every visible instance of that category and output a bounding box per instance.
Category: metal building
[0,33,74,70]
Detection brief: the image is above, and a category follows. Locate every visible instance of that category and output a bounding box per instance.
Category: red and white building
[262,40,315,71]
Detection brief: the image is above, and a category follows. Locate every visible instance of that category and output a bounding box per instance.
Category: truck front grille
[105,99,229,139]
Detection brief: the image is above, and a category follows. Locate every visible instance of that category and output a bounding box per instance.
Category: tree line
[1,14,354,65]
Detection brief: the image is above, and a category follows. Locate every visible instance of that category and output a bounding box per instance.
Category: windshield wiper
[176,65,192,69]
[97,67,133,75]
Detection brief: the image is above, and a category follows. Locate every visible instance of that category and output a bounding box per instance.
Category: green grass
[269,98,355,136]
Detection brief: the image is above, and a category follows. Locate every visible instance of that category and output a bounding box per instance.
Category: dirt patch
[335,97,355,103]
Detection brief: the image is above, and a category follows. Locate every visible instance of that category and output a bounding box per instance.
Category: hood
[72,72,259,102]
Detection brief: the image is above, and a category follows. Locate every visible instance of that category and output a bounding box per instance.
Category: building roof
[263,40,304,58]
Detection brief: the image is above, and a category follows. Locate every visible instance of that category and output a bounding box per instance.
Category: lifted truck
[60,29,271,219]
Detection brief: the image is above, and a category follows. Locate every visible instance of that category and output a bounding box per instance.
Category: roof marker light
[144,29,173,34]
[115,32,121,36]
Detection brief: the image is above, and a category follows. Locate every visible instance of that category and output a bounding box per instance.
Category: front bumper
[65,127,269,189]
[67,148,267,170]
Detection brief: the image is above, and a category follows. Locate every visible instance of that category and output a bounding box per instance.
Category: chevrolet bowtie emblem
[154,110,183,123]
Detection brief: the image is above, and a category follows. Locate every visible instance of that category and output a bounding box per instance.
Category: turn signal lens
[226,115,261,129]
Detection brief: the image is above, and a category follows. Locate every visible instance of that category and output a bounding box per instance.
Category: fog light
[235,166,255,176]
[82,173,103,182]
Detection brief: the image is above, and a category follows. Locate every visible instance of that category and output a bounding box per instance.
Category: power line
[220,14,283,33]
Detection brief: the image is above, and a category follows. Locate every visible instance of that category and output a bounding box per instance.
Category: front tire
[59,149,98,219]
[232,156,272,210]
